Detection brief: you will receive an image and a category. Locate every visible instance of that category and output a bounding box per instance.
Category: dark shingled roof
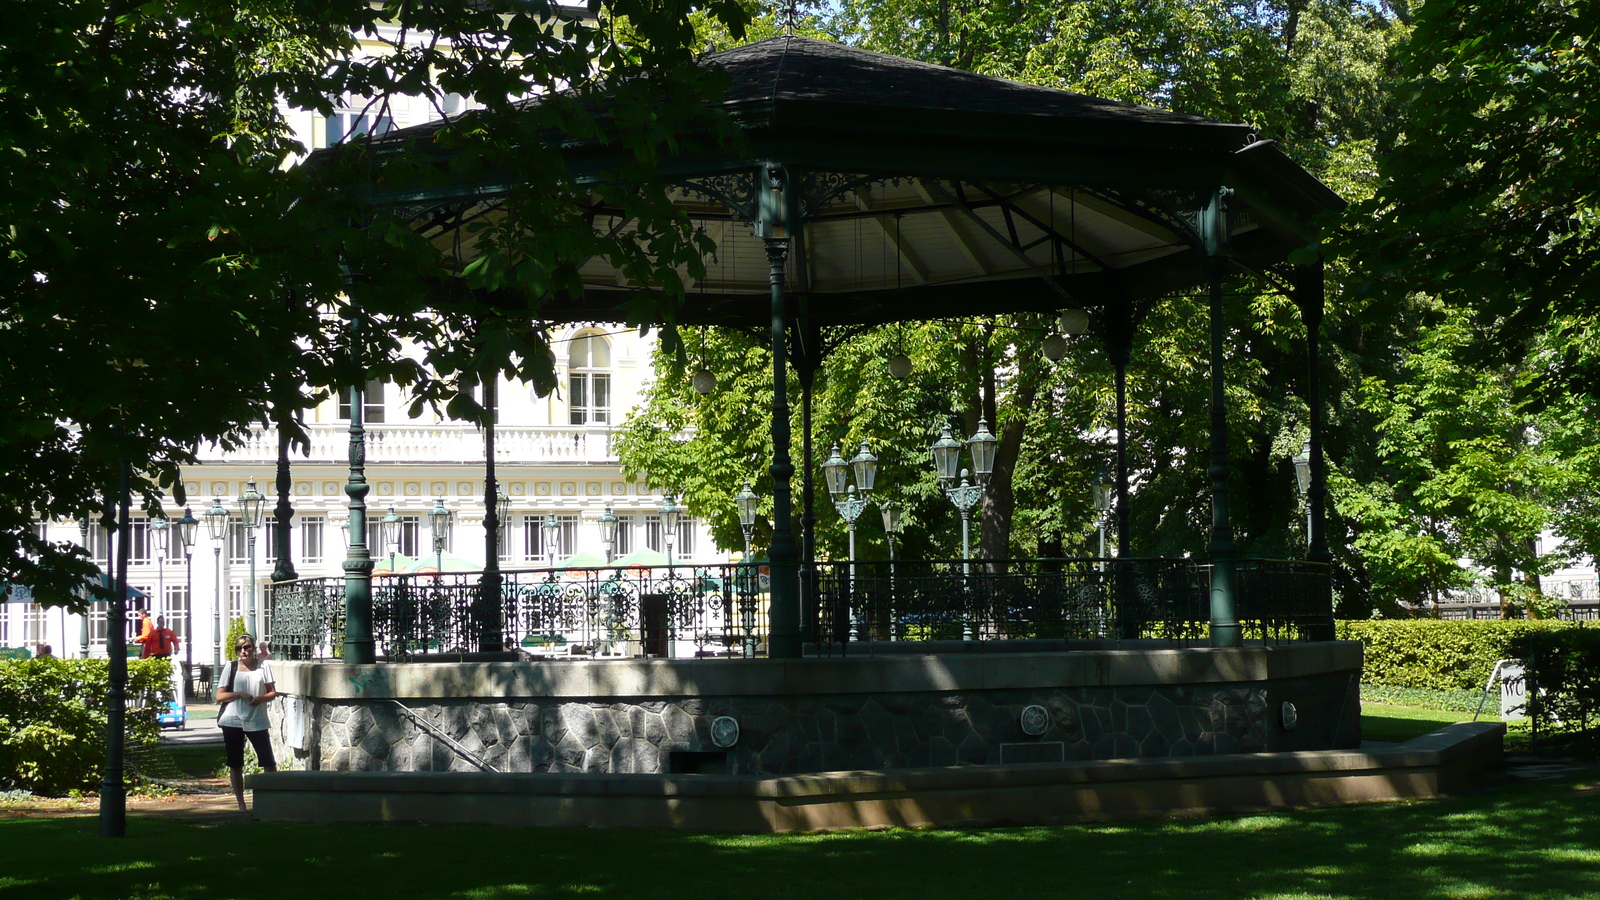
[708,36,1220,128]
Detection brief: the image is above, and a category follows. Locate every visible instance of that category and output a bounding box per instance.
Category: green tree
[1,0,748,607]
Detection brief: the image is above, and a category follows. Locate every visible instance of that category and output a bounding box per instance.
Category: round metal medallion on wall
[710,716,740,748]
[1020,704,1051,736]
[1281,701,1299,731]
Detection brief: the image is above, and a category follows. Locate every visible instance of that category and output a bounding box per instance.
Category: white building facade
[10,323,718,668]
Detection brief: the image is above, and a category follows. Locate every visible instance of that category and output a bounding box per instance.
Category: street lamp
[380,507,401,574]
[823,441,877,574]
[931,418,997,576]
[175,507,198,697]
[494,488,511,564]
[428,498,452,573]
[659,493,682,568]
[202,496,229,672]
[1293,438,1313,542]
[1092,465,1115,570]
[150,512,169,626]
[541,513,560,567]
[598,505,618,564]
[734,482,759,561]
[237,478,265,640]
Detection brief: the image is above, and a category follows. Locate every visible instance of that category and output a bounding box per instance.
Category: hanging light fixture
[1058,309,1090,335]
[1041,334,1068,362]
[887,353,913,379]
[691,368,717,395]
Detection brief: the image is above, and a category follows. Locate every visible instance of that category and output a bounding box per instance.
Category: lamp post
[598,505,618,564]
[536,513,557,568]
[381,507,401,574]
[150,513,169,630]
[822,440,877,577]
[1092,465,1115,571]
[202,496,229,672]
[175,507,197,698]
[428,499,452,574]
[237,478,265,639]
[734,482,759,562]
[1293,438,1313,543]
[931,418,997,577]
[659,493,681,568]
[880,499,904,638]
[494,488,511,565]
[78,518,91,658]
[734,483,760,656]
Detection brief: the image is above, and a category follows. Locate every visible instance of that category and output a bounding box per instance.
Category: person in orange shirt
[134,610,155,658]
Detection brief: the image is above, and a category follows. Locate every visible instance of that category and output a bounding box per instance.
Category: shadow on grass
[3,777,1597,900]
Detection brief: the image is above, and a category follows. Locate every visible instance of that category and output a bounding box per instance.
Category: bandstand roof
[355,36,1343,327]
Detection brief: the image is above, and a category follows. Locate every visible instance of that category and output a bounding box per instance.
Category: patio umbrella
[611,547,669,569]
[555,551,608,570]
[371,553,418,576]
[402,552,484,574]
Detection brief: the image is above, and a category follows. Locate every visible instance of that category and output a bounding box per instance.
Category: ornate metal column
[1203,188,1241,648]
[269,401,297,657]
[343,376,376,664]
[1295,259,1334,640]
[794,325,820,644]
[1104,288,1138,639]
[478,374,504,653]
[759,163,802,659]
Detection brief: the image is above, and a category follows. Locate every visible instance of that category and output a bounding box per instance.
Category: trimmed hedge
[0,657,171,796]
[1337,619,1573,692]
[1515,627,1600,741]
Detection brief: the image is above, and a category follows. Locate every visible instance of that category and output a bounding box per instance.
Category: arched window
[568,333,611,425]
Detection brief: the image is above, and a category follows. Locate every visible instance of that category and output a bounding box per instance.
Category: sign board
[1498,660,1528,721]
[0,647,32,661]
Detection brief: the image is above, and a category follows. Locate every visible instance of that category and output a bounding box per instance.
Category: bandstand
[245,38,1433,829]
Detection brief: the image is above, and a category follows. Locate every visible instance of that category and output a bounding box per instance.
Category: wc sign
[1492,659,1528,721]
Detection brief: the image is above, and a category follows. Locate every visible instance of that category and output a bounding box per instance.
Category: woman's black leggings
[221,725,276,769]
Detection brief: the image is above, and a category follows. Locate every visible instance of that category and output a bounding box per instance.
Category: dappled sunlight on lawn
[0,777,1596,900]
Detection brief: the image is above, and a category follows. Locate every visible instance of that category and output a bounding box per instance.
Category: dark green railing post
[760,162,802,659]
[479,375,504,653]
[343,376,376,665]
[1203,189,1241,648]
[1296,259,1335,640]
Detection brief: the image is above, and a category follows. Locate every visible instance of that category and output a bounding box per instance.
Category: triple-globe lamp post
[822,441,878,581]
[930,418,998,577]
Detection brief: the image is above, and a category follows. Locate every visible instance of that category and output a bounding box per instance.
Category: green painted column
[479,374,503,653]
[343,377,376,665]
[1203,189,1241,648]
[760,163,802,659]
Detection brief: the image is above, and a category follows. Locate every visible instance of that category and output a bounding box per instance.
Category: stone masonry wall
[266,673,1355,776]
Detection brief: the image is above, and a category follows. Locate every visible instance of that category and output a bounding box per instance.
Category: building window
[521,514,578,562]
[228,584,245,626]
[301,517,324,565]
[126,519,152,565]
[644,516,694,557]
[614,515,634,557]
[339,380,387,424]
[164,587,190,641]
[319,109,395,148]
[230,522,276,563]
[88,601,108,647]
[87,523,111,565]
[568,333,611,425]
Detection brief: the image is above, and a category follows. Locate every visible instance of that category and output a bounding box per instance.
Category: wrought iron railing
[267,557,1334,658]
[813,557,1330,645]
[268,563,766,660]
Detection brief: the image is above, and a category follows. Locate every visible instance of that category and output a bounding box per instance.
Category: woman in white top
[216,633,278,811]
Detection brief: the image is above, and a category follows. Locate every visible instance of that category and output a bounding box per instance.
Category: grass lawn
[3,775,1598,900]
[1361,702,1481,743]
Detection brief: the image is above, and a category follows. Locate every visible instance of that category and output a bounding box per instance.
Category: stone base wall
[267,669,1359,776]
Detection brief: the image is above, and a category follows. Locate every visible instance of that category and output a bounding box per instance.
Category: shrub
[1337,619,1573,691]
[1514,626,1600,743]
[0,657,172,796]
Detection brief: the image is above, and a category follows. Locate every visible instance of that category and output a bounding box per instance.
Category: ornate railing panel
[268,563,766,660]
[267,557,1333,658]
